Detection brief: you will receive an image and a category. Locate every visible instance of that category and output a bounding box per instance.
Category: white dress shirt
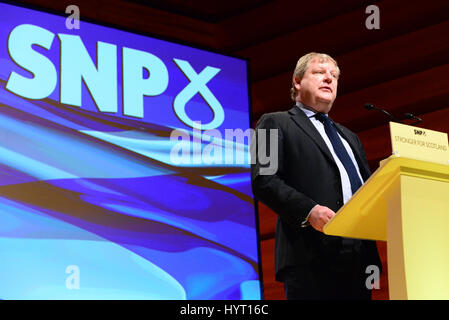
[297,103,364,226]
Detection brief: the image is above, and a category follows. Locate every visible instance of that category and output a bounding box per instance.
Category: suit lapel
[288,106,336,165]
[335,123,370,180]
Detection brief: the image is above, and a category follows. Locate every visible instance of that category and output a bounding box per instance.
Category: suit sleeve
[352,132,384,273]
[251,113,317,228]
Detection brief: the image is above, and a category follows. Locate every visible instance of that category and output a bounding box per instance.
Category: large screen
[0,1,261,299]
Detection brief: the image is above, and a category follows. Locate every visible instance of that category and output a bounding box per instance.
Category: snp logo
[6,24,224,130]
[414,129,426,136]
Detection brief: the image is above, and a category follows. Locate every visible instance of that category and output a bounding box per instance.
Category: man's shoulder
[256,107,296,124]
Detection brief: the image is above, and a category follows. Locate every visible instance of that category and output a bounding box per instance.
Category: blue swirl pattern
[0,83,260,299]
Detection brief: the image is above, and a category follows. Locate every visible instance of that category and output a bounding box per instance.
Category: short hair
[290,52,340,101]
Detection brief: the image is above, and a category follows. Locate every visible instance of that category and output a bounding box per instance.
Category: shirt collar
[296,101,323,119]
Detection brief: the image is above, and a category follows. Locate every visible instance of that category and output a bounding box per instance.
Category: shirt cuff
[301,204,318,228]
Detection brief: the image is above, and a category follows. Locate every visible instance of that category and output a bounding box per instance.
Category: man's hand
[308,205,335,232]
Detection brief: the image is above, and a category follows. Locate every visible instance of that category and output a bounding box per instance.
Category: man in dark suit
[251,52,381,300]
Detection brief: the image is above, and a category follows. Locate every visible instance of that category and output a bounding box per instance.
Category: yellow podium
[324,156,449,299]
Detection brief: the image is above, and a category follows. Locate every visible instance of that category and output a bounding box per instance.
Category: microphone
[404,112,422,125]
[364,103,401,123]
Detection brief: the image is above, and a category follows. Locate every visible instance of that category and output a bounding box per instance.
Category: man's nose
[323,73,332,83]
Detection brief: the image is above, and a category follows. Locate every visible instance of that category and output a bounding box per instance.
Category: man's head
[290,52,340,114]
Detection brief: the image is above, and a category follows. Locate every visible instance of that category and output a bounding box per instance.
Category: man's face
[294,58,338,114]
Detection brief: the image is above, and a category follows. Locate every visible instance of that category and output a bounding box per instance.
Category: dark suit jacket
[251,106,381,281]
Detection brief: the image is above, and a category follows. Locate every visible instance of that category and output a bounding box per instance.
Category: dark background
[6,0,449,300]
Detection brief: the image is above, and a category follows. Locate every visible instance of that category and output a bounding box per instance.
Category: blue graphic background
[0,2,260,300]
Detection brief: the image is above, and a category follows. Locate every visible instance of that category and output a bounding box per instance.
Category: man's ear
[293,76,301,91]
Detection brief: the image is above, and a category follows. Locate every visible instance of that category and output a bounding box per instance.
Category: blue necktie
[315,113,362,194]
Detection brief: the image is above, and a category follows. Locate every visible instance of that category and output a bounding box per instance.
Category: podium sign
[390,122,449,164]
